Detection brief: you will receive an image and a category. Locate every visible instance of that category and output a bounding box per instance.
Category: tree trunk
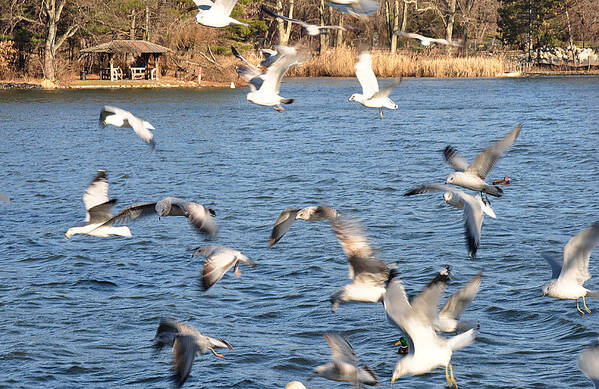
[41,0,78,81]
[144,3,150,40]
[276,0,293,45]
[130,11,136,39]
[445,0,457,42]
[390,0,399,53]
[335,14,344,47]
[319,0,327,52]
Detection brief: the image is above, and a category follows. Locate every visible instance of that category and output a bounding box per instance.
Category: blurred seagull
[396,31,462,47]
[99,106,156,150]
[260,48,279,67]
[243,45,306,111]
[329,215,392,311]
[444,124,521,203]
[65,170,131,238]
[404,184,496,259]
[438,272,482,333]
[153,318,233,387]
[348,50,400,118]
[579,342,599,388]
[384,269,476,388]
[326,0,379,17]
[542,222,599,316]
[309,332,378,386]
[0,193,9,202]
[268,206,338,248]
[192,0,247,27]
[192,245,256,290]
[262,6,346,36]
[90,197,218,238]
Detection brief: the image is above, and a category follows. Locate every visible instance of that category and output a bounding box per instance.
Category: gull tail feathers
[448,328,476,351]
[485,185,503,197]
[586,291,599,298]
[281,98,294,105]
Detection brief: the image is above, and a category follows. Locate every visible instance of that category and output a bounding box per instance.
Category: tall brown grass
[287,46,508,78]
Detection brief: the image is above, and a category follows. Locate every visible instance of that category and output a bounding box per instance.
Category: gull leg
[576,299,585,316]
[210,348,226,359]
[445,364,451,387]
[379,107,384,119]
[583,295,592,313]
[449,363,458,389]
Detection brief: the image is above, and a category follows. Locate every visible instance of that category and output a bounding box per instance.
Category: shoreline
[2,71,599,90]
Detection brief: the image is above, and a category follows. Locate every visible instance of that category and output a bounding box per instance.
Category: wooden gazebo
[80,40,170,81]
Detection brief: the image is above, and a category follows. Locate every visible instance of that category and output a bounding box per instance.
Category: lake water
[1,76,598,388]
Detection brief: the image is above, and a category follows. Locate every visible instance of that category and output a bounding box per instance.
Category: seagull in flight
[262,6,347,36]
[268,206,338,247]
[242,45,307,111]
[384,269,476,388]
[542,222,599,316]
[99,106,156,150]
[153,318,233,387]
[89,197,218,238]
[192,0,247,27]
[444,124,521,203]
[438,271,482,333]
[192,245,256,290]
[329,214,392,311]
[348,50,400,118]
[326,0,379,17]
[65,170,131,239]
[396,31,462,47]
[309,332,378,386]
[404,184,496,259]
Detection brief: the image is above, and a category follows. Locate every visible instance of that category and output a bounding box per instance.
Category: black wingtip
[427,267,450,287]
[443,145,457,162]
[231,45,240,57]
[388,267,401,282]
[208,208,216,217]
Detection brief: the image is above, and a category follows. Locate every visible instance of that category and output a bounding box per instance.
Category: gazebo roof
[80,40,170,55]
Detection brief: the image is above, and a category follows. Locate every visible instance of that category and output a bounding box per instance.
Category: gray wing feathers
[97,202,157,228]
[325,332,358,365]
[410,271,449,324]
[466,124,521,179]
[443,146,469,172]
[579,344,599,386]
[172,335,196,387]
[83,170,109,220]
[542,253,563,280]
[561,222,599,284]
[268,208,300,247]
[370,77,401,99]
[172,200,218,237]
[87,199,117,224]
[439,272,482,320]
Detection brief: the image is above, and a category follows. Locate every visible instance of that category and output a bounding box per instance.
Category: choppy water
[0,76,598,388]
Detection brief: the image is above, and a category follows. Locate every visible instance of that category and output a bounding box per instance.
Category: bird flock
[3,1,598,388]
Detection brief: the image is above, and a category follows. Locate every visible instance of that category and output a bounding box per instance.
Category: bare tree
[42,0,79,80]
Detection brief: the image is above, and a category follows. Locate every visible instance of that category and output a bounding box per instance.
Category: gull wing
[369,77,401,99]
[92,202,157,231]
[83,170,109,220]
[443,146,469,172]
[324,332,358,365]
[231,46,261,74]
[171,199,218,237]
[198,246,239,290]
[260,49,278,68]
[268,208,300,247]
[236,65,264,91]
[259,45,301,94]
[542,253,563,280]
[579,344,599,388]
[126,113,156,150]
[193,0,214,10]
[383,276,415,353]
[327,0,378,16]
[330,215,389,284]
[396,31,426,41]
[172,334,197,387]
[410,268,450,324]
[212,0,239,17]
[87,199,117,224]
[153,318,182,351]
[404,183,455,196]
[354,51,378,98]
[558,222,599,285]
[99,106,126,127]
[439,272,482,321]
[466,124,522,179]
[262,5,308,28]
[460,193,485,258]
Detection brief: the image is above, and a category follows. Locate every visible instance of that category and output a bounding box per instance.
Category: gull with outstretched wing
[268,206,338,247]
[192,245,256,290]
[396,31,462,47]
[192,0,247,27]
[262,6,346,36]
[99,106,156,150]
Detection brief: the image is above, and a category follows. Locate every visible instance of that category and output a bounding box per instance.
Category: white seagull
[262,6,346,36]
[192,0,247,27]
[348,50,400,118]
[242,45,306,111]
[396,31,462,47]
[444,124,521,202]
[542,222,599,316]
[309,332,378,386]
[89,197,218,238]
[329,215,392,312]
[268,206,338,247]
[438,271,482,333]
[99,106,156,150]
[579,342,599,388]
[326,0,379,17]
[65,170,131,239]
[192,245,256,290]
[404,184,496,259]
[153,318,233,387]
[384,270,476,388]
